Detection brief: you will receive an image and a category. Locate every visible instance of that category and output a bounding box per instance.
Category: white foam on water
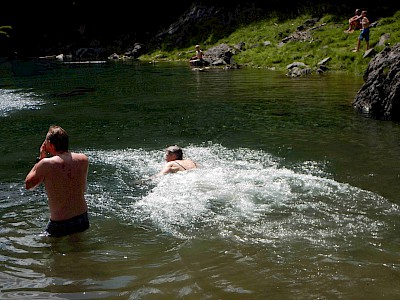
[0,89,44,117]
[86,144,400,246]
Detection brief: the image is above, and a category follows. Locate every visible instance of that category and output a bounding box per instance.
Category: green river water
[0,60,399,299]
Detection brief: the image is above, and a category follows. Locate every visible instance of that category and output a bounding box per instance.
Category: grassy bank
[140,10,400,75]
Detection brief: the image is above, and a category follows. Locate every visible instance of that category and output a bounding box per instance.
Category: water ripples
[1,64,399,298]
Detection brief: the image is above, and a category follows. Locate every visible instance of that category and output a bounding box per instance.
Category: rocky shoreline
[2,3,399,122]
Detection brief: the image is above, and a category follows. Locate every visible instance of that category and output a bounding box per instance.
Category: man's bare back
[25,125,89,237]
[33,153,88,221]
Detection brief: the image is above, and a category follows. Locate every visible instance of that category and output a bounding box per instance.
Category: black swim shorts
[46,211,90,237]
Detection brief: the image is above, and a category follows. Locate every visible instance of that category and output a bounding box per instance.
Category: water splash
[86,144,399,247]
[0,89,44,117]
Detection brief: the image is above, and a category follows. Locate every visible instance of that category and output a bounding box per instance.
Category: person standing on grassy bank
[353,11,370,52]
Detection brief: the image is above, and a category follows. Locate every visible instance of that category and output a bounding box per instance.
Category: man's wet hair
[46,125,69,152]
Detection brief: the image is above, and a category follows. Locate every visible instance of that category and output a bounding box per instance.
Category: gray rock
[353,43,400,121]
[204,43,236,66]
[378,33,391,47]
[318,57,331,65]
[363,48,376,58]
[286,62,307,69]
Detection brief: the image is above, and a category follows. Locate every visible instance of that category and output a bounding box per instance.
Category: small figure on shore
[189,44,210,67]
[25,125,90,237]
[353,11,370,52]
[345,8,362,33]
[155,145,197,177]
[191,45,204,60]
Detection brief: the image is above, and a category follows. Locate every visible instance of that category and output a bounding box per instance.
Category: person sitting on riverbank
[189,44,210,67]
[155,145,197,177]
[190,45,204,61]
[345,8,362,33]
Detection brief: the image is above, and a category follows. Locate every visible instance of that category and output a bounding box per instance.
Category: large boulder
[204,43,236,66]
[352,43,400,121]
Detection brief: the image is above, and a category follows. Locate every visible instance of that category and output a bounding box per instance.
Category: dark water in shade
[0,60,399,299]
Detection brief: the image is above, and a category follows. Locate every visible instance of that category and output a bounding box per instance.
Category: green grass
[139,11,400,75]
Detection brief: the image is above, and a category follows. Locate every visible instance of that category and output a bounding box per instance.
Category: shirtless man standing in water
[156,145,197,176]
[25,125,90,237]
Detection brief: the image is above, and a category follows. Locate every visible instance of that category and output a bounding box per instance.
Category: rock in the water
[352,43,400,121]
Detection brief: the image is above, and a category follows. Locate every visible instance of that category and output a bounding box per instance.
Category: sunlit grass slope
[140,10,400,74]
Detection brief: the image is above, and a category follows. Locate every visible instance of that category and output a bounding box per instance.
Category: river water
[0,61,399,299]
